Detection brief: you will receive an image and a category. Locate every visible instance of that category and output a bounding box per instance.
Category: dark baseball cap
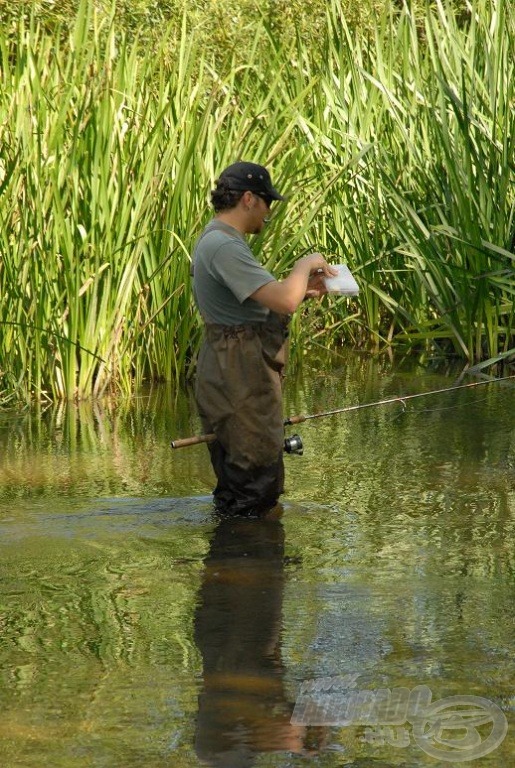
[217,161,285,201]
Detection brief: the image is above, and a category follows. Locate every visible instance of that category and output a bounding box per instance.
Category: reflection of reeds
[0,1,513,401]
[0,389,206,496]
[0,523,205,765]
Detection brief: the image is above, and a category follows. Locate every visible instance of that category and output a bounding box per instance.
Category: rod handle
[284,414,307,426]
[171,432,216,449]
[171,412,308,448]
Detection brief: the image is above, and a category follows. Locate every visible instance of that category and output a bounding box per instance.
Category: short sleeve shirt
[192,220,275,325]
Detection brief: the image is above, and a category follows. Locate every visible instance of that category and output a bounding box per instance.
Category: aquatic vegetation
[0,0,512,401]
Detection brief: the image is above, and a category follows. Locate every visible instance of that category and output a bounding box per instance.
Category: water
[0,352,514,767]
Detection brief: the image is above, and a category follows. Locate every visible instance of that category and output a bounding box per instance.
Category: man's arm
[250,253,337,314]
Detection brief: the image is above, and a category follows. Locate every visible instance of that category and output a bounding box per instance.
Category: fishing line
[283,374,515,426]
[411,394,493,415]
[171,373,515,449]
[386,394,492,422]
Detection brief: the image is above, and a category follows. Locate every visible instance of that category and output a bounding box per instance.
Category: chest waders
[195,312,290,516]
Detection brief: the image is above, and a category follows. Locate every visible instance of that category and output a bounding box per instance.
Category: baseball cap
[217,161,285,201]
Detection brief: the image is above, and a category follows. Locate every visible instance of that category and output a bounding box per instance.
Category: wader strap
[205,324,257,342]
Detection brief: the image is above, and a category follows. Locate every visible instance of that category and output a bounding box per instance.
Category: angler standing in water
[191,161,336,517]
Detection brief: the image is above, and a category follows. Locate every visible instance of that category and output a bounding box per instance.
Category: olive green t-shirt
[192,220,275,325]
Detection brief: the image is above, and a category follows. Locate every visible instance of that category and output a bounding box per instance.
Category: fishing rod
[170,374,515,451]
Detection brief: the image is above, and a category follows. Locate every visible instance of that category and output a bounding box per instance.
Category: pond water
[0,351,514,767]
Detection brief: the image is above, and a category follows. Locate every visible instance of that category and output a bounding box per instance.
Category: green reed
[0,0,513,402]
[307,0,514,362]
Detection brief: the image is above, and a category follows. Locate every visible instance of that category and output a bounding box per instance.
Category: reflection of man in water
[194,511,313,766]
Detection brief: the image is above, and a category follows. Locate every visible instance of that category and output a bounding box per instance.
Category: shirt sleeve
[208,237,275,303]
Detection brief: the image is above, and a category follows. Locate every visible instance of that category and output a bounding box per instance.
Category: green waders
[195,312,290,516]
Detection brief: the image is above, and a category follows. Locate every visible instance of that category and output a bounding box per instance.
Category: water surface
[0,352,514,767]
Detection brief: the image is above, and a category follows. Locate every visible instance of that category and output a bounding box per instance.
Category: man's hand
[304,270,328,299]
[304,263,337,299]
[250,254,337,313]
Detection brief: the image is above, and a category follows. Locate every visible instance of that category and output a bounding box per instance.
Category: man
[192,161,336,516]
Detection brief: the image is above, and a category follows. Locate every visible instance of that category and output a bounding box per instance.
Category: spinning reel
[284,433,303,456]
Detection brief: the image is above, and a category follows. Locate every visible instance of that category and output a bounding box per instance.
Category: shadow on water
[194,508,326,766]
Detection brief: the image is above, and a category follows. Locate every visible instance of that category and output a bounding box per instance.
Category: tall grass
[0,0,513,402]
[0,5,205,400]
[306,0,514,363]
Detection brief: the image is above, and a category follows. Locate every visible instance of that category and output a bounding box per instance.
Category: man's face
[247,192,272,234]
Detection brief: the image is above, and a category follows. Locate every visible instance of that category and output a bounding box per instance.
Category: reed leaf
[0,0,513,402]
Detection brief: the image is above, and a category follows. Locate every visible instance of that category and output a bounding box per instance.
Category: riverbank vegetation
[0,0,513,402]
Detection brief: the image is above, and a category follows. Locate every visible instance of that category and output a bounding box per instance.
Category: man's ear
[241,190,254,209]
